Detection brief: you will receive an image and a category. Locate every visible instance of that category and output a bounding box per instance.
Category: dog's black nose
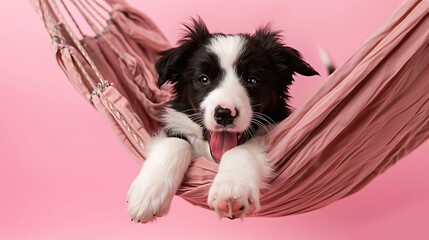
[214,106,237,126]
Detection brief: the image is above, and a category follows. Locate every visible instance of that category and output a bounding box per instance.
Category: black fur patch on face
[173,50,222,113]
[155,18,218,120]
[234,25,320,124]
[235,34,289,124]
[155,18,211,87]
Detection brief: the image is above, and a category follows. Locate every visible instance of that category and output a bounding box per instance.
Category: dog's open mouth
[209,131,243,163]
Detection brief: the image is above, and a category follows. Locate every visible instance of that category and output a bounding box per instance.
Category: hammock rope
[32,0,429,217]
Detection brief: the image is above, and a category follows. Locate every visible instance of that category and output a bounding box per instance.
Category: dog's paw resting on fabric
[208,173,260,219]
[208,137,270,219]
[127,17,318,222]
[127,173,171,223]
[127,136,193,223]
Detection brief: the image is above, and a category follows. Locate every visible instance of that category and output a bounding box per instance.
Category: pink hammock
[32,0,429,217]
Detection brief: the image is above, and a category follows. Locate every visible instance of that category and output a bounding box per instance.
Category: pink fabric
[34,0,428,217]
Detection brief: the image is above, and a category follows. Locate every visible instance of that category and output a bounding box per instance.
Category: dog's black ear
[155,17,210,87]
[253,25,319,79]
[281,46,320,76]
[155,48,183,87]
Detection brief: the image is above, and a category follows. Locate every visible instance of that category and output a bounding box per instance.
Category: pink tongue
[209,131,238,163]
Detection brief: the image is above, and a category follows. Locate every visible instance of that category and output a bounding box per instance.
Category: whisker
[252,112,277,131]
[181,108,200,113]
[246,125,257,139]
[252,119,270,133]
[253,112,276,124]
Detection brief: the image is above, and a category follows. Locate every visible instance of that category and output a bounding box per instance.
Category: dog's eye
[198,75,211,85]
[245,76,259,85]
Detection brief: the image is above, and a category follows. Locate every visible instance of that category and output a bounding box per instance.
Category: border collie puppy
[127,18,319,222]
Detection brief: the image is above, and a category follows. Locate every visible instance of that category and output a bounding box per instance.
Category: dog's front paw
[208,172,260,220]
[127,175,173,223]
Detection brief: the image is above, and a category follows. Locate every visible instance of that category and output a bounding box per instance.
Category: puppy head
[156,18,318,161]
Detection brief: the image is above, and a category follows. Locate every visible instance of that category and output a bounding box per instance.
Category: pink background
[1,0,428,239]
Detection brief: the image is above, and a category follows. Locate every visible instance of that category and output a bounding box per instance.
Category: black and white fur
[127,18,319,222]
